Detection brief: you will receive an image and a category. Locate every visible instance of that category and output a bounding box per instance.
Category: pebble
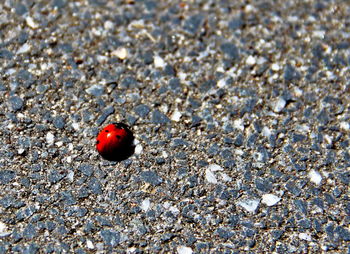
[246,55,256,66]
[0,170,16,184]
[8,96,24,112]
[134,104,150,118]
[0,222,10,237]
[152,110,170,124]
[262,194,281,206]
[100,230,120,247]
[308,170,322,185]
[177,246,193,254]
[140,171,162,186]
[183,14,204,35]
[86,85,104,97]
[16,43,31,54]
[154,55,166,68]
[340,121,350,131]
[26,16,39,29]
[141,199,151,212]
[171,109,182,122]
[237,199,260,213]
[271,63,280,71]
[273,97,286,113]
[220,43,239,60]
[111,47,128,60]
[205,168,218,184]
[46,132,55,145]
[298,233,312,241]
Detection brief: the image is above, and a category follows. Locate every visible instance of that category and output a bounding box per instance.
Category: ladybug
[96,123,134,161]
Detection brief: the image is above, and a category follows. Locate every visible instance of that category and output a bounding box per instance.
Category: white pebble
[177,246,193,254]
[171,110,182,122]
[308,170,322,185]
[340,121,350,131]
[237,199,260,213]
[141,199,151,212]
[18,148,25,155]
[72,122,80,130]
[262,126,272,137]
[298,233,312,241]
[217,78,227,88]
[134,144,143,155]
[246,55,256,66]
[233,119,244,131]
[66,170,74,182]
[261,194,281,206]
[205,168,218,184]
[219,172,232,182]
[111,47,128,60]
[207,164,223,172]
[46,132,55,145]
[273,97,286,113]
[154,55,166,68]
[17,43,31,54]
[271,63,280,71]
[293,87,303,97]
[104,20,114,30]
[26,16,39,29]
[86,239,94,249]
[0,222,10,237]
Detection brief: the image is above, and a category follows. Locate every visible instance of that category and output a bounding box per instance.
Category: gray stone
[100,230,120,247]
[140,171,162,186]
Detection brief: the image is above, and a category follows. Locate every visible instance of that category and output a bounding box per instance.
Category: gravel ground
[1,0,350,253]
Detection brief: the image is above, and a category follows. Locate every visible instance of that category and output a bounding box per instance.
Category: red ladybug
[96,123,134,161]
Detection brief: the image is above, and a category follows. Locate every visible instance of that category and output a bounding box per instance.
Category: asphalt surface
[0,0,350,253]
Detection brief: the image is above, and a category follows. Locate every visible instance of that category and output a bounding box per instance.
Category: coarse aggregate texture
[0,0,350,253]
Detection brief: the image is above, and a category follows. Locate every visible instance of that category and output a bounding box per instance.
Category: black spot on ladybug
[105,130,109,132]
[116,135,121,139]
[96,140,100,144]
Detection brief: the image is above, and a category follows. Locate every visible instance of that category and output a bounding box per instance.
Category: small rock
[205,168,217,184]
[152,110,170,124]
[0,170,16,184]
[26,16,39,29]
[340,121,350,131]
[100,230,120,247]
[140,171,162,186]
[46,132,55,145]
[271,63,280,71]
[246,55,256,66]
[298,232,312,241]
[86,85,104,97]
[17,43,31,54]
[134,104,150,118]
[220,43,239,60]
[308,170,322,185]
[141,199,151,212]
[237,199,260,213]
[171,109,182,122]
[154,55,166,68]
[86,239,94,249]
[0,222,10,237]
[183,14,204,35]
[177,246,193,254]
[8,96,24,112]
[273,97,286,113]
[261,194,281,206]
[111,47,128,60]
